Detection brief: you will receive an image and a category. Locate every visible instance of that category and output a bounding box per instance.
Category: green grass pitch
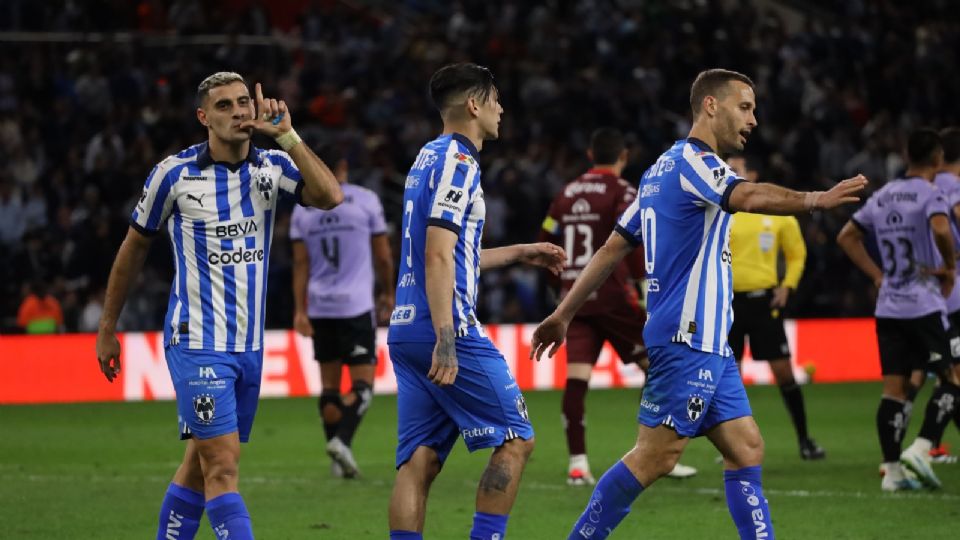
[2,382,958,538]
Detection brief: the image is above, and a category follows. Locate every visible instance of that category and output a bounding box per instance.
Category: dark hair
[316,144,344,169]
[428,63,496,113]
[941,127,960,164]
[589,128,625,165]
[906,128,942,167]
[689,69,755,115]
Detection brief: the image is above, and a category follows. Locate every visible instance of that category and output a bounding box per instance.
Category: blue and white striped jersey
[131,142,303,352]
[388,133,486,343]
[616,138,743,356]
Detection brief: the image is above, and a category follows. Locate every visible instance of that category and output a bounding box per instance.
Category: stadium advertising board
[0,320,880,404]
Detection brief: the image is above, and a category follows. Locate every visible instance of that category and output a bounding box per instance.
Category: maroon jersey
[540,169,643,316]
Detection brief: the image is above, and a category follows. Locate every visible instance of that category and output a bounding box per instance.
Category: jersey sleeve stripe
[720,179,744,213]
[615,224,642,246]
[679,173,714,205]
[427,217,461,234]
[144,164,183,231]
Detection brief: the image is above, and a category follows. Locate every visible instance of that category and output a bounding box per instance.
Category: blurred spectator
[17,281,63,334]
[1,0,959,331]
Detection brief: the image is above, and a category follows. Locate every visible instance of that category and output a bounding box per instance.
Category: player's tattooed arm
[429,325,458,386]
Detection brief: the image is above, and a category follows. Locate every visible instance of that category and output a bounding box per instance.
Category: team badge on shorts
[515,395,529,422]
[193,394,216,424]
[254,172,273,202]
[686,394,705,422]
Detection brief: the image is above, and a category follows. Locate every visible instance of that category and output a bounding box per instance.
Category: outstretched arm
[530,232,634,360]
[728,175,868,215]
[96,227,153,382]
[479,243,565,273]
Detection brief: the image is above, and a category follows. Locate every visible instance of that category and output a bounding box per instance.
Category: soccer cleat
[665,462,697,479]
[326,437,360,479]
[331,461,344,478]
[929,444,957,464]
[799,438,826,460]
[567,468,596,486]
[881,475,924,492]
[880,463,923,491]
[900,446,941,489]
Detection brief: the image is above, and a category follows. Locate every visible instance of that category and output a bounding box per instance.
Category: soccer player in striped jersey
[532,69,866,539]
[386,63,565,540]
[95,72,343,540]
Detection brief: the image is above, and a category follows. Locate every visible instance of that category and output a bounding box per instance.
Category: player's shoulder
[152,143,204,177]
[257,147,293,166]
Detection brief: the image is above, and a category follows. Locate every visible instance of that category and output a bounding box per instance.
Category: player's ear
[466,95,480,119]
[702,95,718,117]
[197,108,209,127]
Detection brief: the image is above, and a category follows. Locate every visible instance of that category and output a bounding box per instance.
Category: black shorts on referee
[310,311,377,366]
[876,312,953,376]
[729,289,790,361]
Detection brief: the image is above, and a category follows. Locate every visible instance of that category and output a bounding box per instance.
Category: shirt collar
[196,142,259,170]
[685,137,715,154]
[451,133,479,160]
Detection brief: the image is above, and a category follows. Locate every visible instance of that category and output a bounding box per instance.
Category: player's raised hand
[518,242,566,275]
[238,83,292,138]
[817,174,868,209]
[96,330,122,383]
[428,327,458,386]
[530,313,569,362]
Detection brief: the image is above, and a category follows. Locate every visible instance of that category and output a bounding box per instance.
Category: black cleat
[799,438,826,460]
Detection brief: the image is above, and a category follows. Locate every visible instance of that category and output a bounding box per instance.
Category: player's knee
[319,391,343,423]
[730,433,765,468]
[350,380,374,415]
[405,447,442,483]
[199,447,240,486]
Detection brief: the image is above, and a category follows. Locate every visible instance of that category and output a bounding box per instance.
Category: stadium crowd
[1,0,959,332]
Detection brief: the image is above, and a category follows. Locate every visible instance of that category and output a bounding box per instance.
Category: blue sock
[156,483,204,540]
[470,512,509,539]
[723,466,775,539]
[207,492,254,540]
[389,531,422,540]
[567,460,644,540]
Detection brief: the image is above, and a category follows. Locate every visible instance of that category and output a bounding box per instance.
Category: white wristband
[804,191,823,211]
[275,129,302,152]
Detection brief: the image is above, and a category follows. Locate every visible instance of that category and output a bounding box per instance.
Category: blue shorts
[389,336,534,468]
[638,343,751,437]
[165,344,263,442]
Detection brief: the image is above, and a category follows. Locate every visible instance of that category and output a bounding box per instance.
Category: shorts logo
[687,394,705,422]
[193,394,216,424]
[199,366,217,379]
[515,394,530,422]
[698,369,713,382]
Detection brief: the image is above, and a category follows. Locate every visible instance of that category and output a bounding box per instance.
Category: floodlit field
[2,383,957,539]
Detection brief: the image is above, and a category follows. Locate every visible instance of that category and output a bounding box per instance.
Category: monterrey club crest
[254,171,273,202]
[687,394,705,422]
[515,395,529,422]
[193,394,216,424]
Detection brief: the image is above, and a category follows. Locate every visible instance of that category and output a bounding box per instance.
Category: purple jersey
[935,171,960,314]
[290,183,387,318]
[852,178,949,319]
